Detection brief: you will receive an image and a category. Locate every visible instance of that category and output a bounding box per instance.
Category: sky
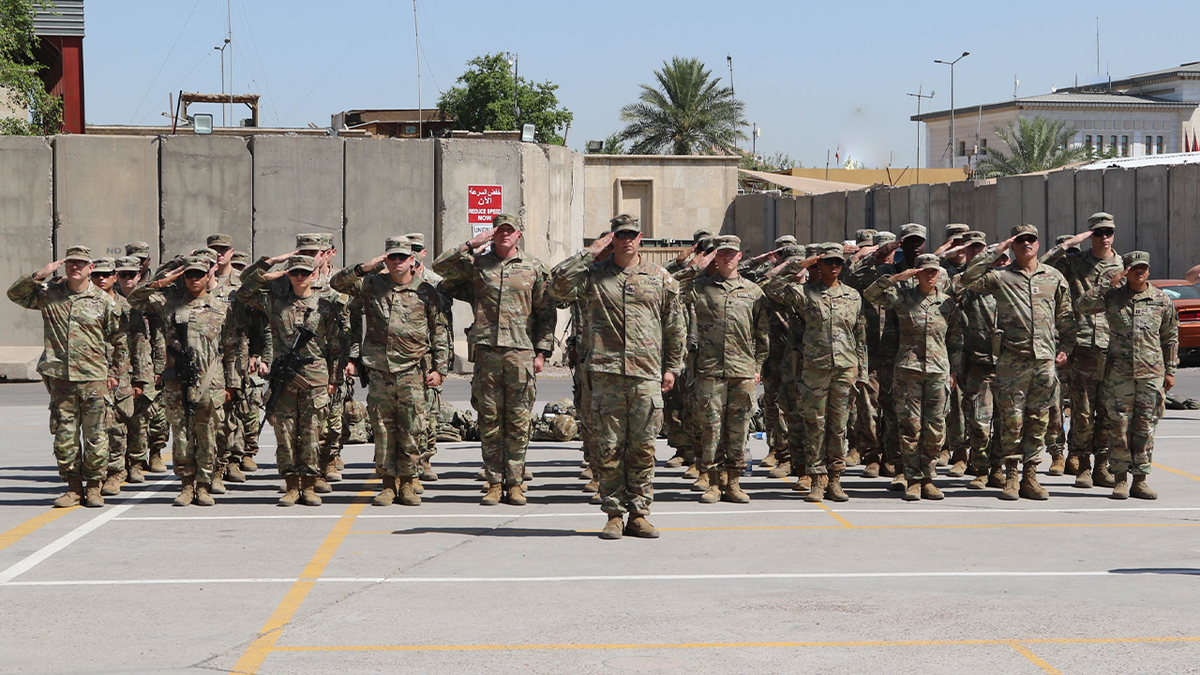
[85,0,1197,170]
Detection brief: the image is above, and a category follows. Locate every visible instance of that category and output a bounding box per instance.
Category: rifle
[264,308,318,418]
[167,318,199,425]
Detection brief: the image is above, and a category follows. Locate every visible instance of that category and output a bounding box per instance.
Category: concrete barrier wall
[0,137,53,347]
[251,136,345,264]
[54,135,159,260]
[160,135,253,259]
[343,138,434,266]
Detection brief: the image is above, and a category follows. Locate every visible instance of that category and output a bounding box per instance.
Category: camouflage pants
[241,381,264,457]
[994,353,1056,464]
[762,367,786,456]
[1067,346,1109,458]
[368,368,428,479]
[1047,377,1066,456]
[893,368,949,480]
[472,346,536,487]
[163,384,226,485]
[852,369,880,464]
[697,376,755,472]
[796,366,855,475]
[960,359,996,472]
[591,372,662,517]
[877,362,902,467]
[1104,375,1163,476]
[663,368,691,456]
[320,385,344,467]
[423,385,442,459]
[106,394,134,473]
[130,389,169,462]
[780,374,804,472]
[46,377,110,482]
[945,379,968,454]
[577,368,598,469]
[269,382,328,477]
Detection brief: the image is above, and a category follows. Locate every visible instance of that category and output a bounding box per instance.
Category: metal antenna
[414,0,421,138]
[907,85,935,183]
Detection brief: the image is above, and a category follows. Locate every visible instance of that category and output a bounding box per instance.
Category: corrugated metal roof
[33,1,84,37]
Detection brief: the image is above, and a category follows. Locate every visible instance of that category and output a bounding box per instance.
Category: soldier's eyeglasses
[118,272,139,279]
[183,270,207,280]
[386,253,411,262]
[288,269,313,278]
[90,271,114,278]
[614,231,639,240]
[1015,235,1037,245]
[64,260,89,267]
[210,245,231,254]
[1091,228,1115,238]
[821,259,844,267]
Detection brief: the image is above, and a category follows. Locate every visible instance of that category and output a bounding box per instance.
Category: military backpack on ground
[341,382,372,445]
[530,399,579,442]
[436,401,478,442]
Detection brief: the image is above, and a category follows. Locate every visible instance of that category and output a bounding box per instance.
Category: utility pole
[414,0,422,137]
[507,52,519,130]
[906,85,935,183]
[727,54,737,149]
[935,52,969,168]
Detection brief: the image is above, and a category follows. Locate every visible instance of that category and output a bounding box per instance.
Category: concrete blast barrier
[890,186,911,232]
[908,184,931,235]
[53,135,160,262]
[794,195,813,243]
[1168,164,1200,279]
[1103,167,1137,255]
[343,138,434,266]
[733,193,772,254]
[0,136,53,351]
[812,191,846,243]
[1135,166,1169,273]
[251,136,344,264]
[1046,170,1075,244]
[872,187,891,233]
[159,135,253,260]
[1074,170,1104,233]
[846,189,869,240]
[1020,175,1047,233]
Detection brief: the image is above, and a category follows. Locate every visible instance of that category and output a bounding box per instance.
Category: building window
[1146,136,1153,154]
[1096,136,1103,152]
[1157,136,1164,154]
[1085,135,1093,151]
[1110,135,1117,151]
[1121,135,1129,156]
[958,141,966,157]
[404,125,418,135]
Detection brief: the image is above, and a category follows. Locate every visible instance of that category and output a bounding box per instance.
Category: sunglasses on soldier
[1014,235,1037,245]
[614,231,639,240]
[90,271,114,278]
[117,271,139,279]
[1091,228,1115,238]
[183,270,207,280]
[386,252,411,262]
[288,269,313,278]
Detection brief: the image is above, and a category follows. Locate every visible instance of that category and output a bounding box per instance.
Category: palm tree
[975,117,1088,178]
[619,57,747,155]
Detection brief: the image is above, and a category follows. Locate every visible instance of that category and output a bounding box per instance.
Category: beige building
[583,154,739,239]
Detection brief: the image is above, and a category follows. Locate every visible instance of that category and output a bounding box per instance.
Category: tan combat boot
[948,448,968,478]
[241,455,259,472]
[921,477,944,500]
[372,475,397,506]
[335,456,345,471]
[1093,452,1117,488]
[173,476,195,507]
[861,461,881,479]
[825,472,849,502]
[583,479,599,493]
[682,463,700,480]
[83,480,104,508]
[888,472,907,492]
[475,467,487,481]
[768,460,791,479]
[194,483,215,507]
[1019,462,1049,500]
[299,476,322,507]
[664,454,685,469]
[967,471,988,490]
[804,474,829,502]
[579,465,593,480]
[1109,472,1130,500]
[691,470,710,493]
[1064,454,1080,476]
[1047,451,1066,476]
[278,475,301,507]
[420,458,437,482]
[699,470,722,504]
[523,467,533,482]
[792,474,811,493]
[625,516,659,538]
[760,450,779,468]
[903,478,922,501]
[987,464,1006,489]
[53,476,84,508]
[936,449,951,467]
[480,482,502,506]
[590,491,602,505]
[127,462,146,484]
[599,515,624,540]
[505,483,526,506]
[1074,454,1094,488]
[209,466,227,495]
[324,459,342,483]
[101,469,125,497]
[845,449,861,467]
[147,450,168,473]
[313,474,333,494]
[1130,474,1157,500]
[724,472,750,504]
[225,462,247,483]
[1000,459,1020,501]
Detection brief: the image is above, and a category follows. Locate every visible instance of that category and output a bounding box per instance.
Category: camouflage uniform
[1077,252,1177,484]
[91,259,137,490]
[123,243,171,473]
[954,278,1000,474]
[550,220,686,522]
[432,215,557,490]
[8,248,126,498]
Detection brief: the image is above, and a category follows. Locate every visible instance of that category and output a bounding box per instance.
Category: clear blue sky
[86,0,1196,169]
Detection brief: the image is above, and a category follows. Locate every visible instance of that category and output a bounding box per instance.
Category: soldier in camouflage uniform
[9,246,126,508]
[114,256,153,484]
[932,224,971,474]
[842,229,876,468]
[846,231,895,479]
[434,213,557,506]
[663,229,713,471]
[551,214,686,540]
[764,243,868,502]
[683,235,770,504]
[88,258,137,496]
[1077,251,1177,500]
[759,244,806,479]
[200,233,249,492]
[238,252,345,506]
[408,232,443,484]
[673,238,720,489]
[125,241,171,473]
[961,224,1075,501]
[332,237,449,507]
[864,254,962,500]
[228,250,269,474]
[1044,212,1124,488]
[128,255,241,507]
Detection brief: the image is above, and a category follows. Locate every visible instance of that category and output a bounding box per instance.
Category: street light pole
[906,85,935,183]
[506,52,519,130]
[934,51,969,168]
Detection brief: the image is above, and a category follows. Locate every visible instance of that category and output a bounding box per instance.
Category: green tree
[618,57,746,155]
[0,0,61,135]
[437,53,573,145]
[738,150,801,171]
[975,117,1088,178]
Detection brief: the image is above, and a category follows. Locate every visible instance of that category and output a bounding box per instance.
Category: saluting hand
[467,228,496,251]
[853,245,878,262]
[588,232,614,257]
[34,259,65,281]
[365,253,387,272]
[1109,267,1129,288]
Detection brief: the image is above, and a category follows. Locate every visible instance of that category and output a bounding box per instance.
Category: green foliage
[619,56,746,155]
[975,117,1088,178]
[437,53,573,145]
[0,0,61,135]
[739,150,802,171]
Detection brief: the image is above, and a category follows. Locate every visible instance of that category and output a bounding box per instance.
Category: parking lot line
[1153,462,1200,483]
[0,506,78,552]
[1009,643,1064,675]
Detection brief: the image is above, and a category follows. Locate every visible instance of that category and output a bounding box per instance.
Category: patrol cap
[945,223,970,239]
[286,255,316,272]
[1122,250,1150,268]
[963,231,987,246]
[296,233,324,251]
[125,241,151,260]
[855,229,878,246]
[405,233,426,251]
[873,231,897,246]
[115,256,142,273]
[1088,212,1116,230]
[1010,224,1039,239]
[915,253,941,270]
[610,214,641,234]
[819,242,846,262]
[494,213,523,232]
[698,236,716,253]
[206,233,233,249]
[230,251,250,267]
[384,236,413,257]
[714,235,741,252]
[773,235,797,249]
[900,223,927,241]
[1055,234,1074,246]
[693,227,713,242]
[64,245,92,263]
[182,255,211,273]
[91,257,116,274]
[319,234,335,251]
[191,247,219,264]
[779,244,806,260]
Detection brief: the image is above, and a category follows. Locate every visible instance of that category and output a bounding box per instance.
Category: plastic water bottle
[744,443,754,476]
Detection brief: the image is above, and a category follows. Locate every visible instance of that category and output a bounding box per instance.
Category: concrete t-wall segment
[0,136,53,352]
[159,135,253,259]
[1168,164,1200,278]
[1046,170,1075,244]
[250,136,344,264]
[812,191,846,243]
[343,138,435,267]
[1103,167,1137,255]
[1135,166,1169,273]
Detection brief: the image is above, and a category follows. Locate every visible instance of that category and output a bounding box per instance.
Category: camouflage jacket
[7,274,126,383]
[863,277,962,376]
[330,265,449,377]
[237,259,345,388]
[108,292,135,398]
[953,282,999,366]
[683,274,770,379]
[432,247,556,354]
[126,302,156,387]
[550,250,686,381]
[126,283,240,395]
[1077,282,1178,379]
[763,275,868,378]
[846,259,886,362]
[960,248,1075,361]
[849,255,928,362]
[1046,247,1123,349]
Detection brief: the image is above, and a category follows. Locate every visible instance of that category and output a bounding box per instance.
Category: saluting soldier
[88,257,137,497]
[125,241,170,473]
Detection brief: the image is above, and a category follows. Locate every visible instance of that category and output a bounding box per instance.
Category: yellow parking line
[0,507,79,552]
[1009,642,1063,674]
[1152,463,1200,483]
